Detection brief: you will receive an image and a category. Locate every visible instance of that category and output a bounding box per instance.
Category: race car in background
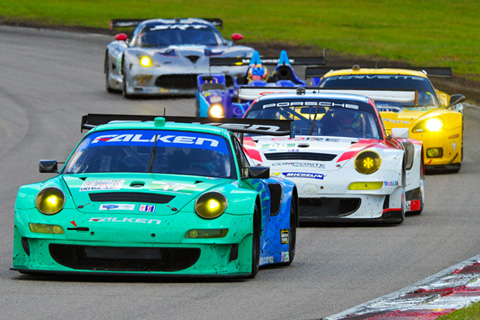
[309,65,465,173]
[11,114,298,278]
[241,88,424,224]
[196,50,325,118]
[104,18,254,97]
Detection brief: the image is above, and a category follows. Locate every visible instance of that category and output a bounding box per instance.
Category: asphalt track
[0,26,480,320]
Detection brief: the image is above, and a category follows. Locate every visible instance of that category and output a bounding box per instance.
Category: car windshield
[63,129,236,179]
[318,74,440,108]
[136,24,223,47]
[244,97,383,139]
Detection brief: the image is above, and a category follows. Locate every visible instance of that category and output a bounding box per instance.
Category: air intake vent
[186,55,200,63]
[264,152,336,161]
[89,192,174,204]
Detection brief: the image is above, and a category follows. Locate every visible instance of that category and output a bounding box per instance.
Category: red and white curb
[324,253,480,319]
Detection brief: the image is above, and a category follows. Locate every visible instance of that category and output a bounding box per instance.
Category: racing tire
[247,205,261,279]
[279,197,297,266]
[104,52,116,93]
[122,57,133,99]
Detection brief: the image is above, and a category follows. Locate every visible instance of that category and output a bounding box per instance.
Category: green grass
[438,302,480,319]
[2,0,480,80]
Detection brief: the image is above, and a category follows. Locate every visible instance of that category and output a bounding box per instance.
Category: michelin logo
[284,172,325,180]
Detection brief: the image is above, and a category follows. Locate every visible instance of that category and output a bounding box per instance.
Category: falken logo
[92,134,219,147]
[89,217,161,224]
[284,172,325,180]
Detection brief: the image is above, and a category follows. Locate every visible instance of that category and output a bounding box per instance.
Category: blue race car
[196,50,325,118]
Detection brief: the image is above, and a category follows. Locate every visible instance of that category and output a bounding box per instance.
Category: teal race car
[11,115,298,278]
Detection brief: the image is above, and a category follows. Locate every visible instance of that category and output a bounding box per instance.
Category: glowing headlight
[355,151,382,174]
[195,192,227,219]
[139,56,152,67]
[425,118,444,131]
[413,117,444,132]
[35,187,65,215]
[208,104,225,118]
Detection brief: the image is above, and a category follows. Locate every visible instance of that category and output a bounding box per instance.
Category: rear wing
[110,18,223,29]
[306,66,452,78]
[81,114,292,137]
[210,55,326,67]
[237,87,417,104]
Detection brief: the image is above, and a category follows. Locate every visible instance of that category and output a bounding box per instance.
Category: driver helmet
[335,109,361,130]
[247,64,269,82]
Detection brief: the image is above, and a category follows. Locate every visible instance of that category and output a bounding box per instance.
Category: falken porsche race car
[11,114,298,278]
[104,18,254,97]
[310,65,465,172]
[241,88,424,223]
[196,50,325,118]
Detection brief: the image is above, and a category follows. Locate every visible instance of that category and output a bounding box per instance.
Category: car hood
[244,136,386,168]
[62,174,229,215]
[379,107,443,128]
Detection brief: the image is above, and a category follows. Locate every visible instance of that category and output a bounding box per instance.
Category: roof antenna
[163,108,166,116]
[375,59,377,69]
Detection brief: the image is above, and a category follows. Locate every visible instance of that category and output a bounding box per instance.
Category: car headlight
[35,187,65,215]
[139,56,152,67]
[413,117,444,133]
[195,192,227,219]
[208,104,225,118]
[355,151,381,174]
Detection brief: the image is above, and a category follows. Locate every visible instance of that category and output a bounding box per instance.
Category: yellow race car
[312,66,465,173]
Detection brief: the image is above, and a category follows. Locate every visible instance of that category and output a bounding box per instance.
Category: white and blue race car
[241,89,425,224]
[104,18,254,97]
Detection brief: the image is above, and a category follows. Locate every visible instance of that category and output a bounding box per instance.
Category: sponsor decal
[260,256,274,264]
[150,24,208,31]
[383,180,399,187]
[263,101,360,110]
[261,142,296,149]
[87,130,227,153]
[271,161,325,169]
[151,181,196,193]
[281,252,290,262]
[283,172,325,180]
[383,118,411,124]
[100,204,135,211]
[89,217,161,224]
[139,204,156,213]
[281,229,289,244]
[80,180,124,191]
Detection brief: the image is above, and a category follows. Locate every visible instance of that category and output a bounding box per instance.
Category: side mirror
[39,160,58,173]
[115,33,128,42]
[231,33,244,42]
[447,94,465,108]
[247,166,270,179]
[391,128,409,139]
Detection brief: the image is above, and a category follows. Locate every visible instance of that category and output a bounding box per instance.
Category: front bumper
[11,210,254,277]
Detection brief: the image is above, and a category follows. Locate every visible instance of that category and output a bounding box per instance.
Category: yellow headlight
[348,182,383,190]
[208,104,225,118]
[195,192,227,219]
[35,187,65,215]
[425,118,444,132]
[139,56,152,67]
[29,223,65,234]
[413,117,444,133]
[355,151,382,174]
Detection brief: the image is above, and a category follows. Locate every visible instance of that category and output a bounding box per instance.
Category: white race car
[242,89,424,224]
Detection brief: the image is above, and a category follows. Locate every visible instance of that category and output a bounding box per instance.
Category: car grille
[264,152,336,161]
[186,55,200,63]
[299,198,361,218]
[155,74,198,90]
[49,244,200,272]
[89,192,174,204]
